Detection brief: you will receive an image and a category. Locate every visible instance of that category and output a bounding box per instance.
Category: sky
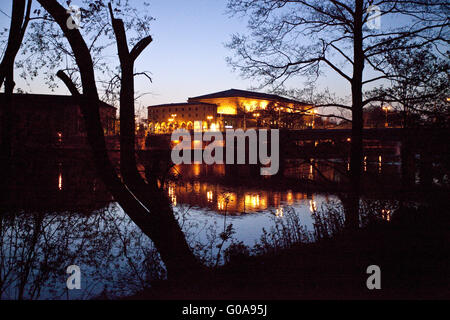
[0,0,350,109]
[133,0,255,105]
[0,1,263,105]
[1,0,418,113]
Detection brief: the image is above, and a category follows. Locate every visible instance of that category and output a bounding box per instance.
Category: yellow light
[245,194,251,206]
[58,173,63,190]
[275,207,283,218]
[287,191,293,205]
[194,121,202,131]
[171,195,177,206]
[217,105,237,115]
[207,190,213,202]
[193,164,201,176]
[207,116,213,120]
[171,114,177,117]
[251,194,260,207]
[309,200,317,213]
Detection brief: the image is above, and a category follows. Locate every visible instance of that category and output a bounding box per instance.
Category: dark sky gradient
[1,0,261,108]
[1,0,405,113]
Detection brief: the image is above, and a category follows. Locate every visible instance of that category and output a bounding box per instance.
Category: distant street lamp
[253,112,260,128]
[382,105,391,127]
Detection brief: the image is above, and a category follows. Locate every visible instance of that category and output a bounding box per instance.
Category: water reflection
[1,145,446,299]
[0,204,165,300]
[165,180,322,216]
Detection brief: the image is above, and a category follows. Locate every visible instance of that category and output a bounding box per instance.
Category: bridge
[144,127,449,152]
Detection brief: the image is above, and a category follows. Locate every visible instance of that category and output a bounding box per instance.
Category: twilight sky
[0,0,351,110]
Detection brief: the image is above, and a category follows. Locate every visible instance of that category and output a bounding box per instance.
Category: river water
[1,147,439,299]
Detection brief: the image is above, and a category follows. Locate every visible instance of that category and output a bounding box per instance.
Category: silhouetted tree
[38,0,202,281]
[227,0,448,229]
[369,44,449,128]
[0,0,32,176]
[0,0,204,282]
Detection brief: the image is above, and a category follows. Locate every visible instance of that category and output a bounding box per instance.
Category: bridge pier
[401,138,415,188]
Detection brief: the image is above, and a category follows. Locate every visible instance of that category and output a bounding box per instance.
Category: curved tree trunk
[348,0,365,231]
[1,0,31,185]
[38,0,203,282]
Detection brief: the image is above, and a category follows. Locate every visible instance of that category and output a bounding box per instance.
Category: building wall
[0,94,116,149]
[148,103,218,133]
[148,93,313,133]
[189,96,310,129]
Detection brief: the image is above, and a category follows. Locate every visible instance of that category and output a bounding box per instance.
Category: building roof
[148,102,217,109]
[188,88,309,105]
[0,93,116,109]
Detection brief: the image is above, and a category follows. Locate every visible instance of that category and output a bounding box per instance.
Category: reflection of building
[3,154,113,213]
[363,106,403,128]
[0,93,116,149]
[148,89,312,133]
[166,180,312,215]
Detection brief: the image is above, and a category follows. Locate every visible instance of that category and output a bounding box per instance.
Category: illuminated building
[147,102,217,133]
[148,88,312,133]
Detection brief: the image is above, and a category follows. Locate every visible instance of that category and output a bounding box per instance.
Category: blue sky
[134,0,254,105]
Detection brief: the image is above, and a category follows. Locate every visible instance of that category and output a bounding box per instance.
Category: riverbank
[126,193,449,300]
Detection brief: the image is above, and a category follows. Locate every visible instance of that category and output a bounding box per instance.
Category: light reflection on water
[168,188,332,246]
[167,180,328,216]
[1,155,406,300]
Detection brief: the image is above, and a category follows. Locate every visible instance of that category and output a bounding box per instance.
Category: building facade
[0,93,116,150]
[148,102,218,133]
[148,89,313,133]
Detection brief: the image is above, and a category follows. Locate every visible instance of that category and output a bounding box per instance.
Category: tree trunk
[38,0,202,281]
[1,0,30,187]
[347,0,365,230]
